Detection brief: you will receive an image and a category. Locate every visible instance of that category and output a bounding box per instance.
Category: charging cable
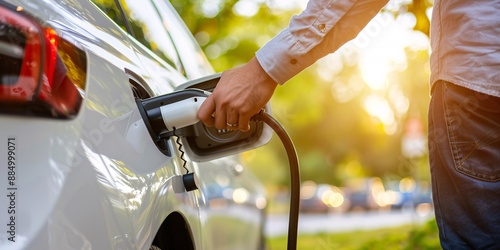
[252,110,300,250]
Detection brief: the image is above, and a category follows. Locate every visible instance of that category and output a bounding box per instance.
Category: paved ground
[265,209,434,237]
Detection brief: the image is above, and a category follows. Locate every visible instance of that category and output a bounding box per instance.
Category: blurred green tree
[171,0,433,188]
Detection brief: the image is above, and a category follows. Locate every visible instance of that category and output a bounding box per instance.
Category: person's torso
[430,0,500,96]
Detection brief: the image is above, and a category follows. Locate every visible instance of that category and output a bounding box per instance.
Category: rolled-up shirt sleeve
[256,0,388,84]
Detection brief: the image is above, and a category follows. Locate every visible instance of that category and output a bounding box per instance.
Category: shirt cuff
[256,28,320,85]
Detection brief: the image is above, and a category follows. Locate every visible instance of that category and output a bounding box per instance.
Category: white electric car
[0,0,269,249]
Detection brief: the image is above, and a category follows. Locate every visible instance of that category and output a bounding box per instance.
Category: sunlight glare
[330,75,364,103]
[201,0,223,18]
[267,0,307,10]
[360,58,389,90]
[355,11,428,91]
[317,53,343,81]
[388,86,409,116]
[364,95,395,125]
[233,0,259,17]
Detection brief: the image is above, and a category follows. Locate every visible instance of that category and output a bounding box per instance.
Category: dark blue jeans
[428,81,500,249]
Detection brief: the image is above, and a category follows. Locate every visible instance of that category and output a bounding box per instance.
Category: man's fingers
[214,102,227,130]
[198,95,215,127]
[227,110,239,130]
[238,115,251,132]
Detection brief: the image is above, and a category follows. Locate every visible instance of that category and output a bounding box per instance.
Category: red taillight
[0,4,85,118]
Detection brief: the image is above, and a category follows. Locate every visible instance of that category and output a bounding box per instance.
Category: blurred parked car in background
[0,0,267,249]
[344,177,388,211]
[384,178,433,214]
[299,181,348,214]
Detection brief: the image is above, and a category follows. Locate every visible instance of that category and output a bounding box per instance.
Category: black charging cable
[252,110,300,250]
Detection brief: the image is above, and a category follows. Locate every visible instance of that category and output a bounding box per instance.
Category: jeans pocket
[443,82,500,182]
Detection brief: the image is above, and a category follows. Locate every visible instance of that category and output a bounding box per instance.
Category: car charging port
[136,89,210,156]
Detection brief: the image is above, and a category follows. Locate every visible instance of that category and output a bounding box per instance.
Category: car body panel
[196,159,267,250]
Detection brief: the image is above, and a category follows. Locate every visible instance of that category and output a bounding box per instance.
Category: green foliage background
[171,0,433,189]
[268,218,440,249]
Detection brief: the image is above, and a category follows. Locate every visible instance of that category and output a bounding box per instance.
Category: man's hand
[198,57,278,131]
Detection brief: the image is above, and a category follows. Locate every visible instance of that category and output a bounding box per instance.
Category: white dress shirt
[430,0,500,97]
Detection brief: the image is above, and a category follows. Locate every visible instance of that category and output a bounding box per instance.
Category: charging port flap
[177,73,273,162]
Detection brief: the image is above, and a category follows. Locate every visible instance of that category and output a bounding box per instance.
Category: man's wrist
[247,57,278,87]
[250,57,279,88]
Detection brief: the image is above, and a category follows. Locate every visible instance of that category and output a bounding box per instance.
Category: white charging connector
[137,88,211,143]
[159,96,207,130]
